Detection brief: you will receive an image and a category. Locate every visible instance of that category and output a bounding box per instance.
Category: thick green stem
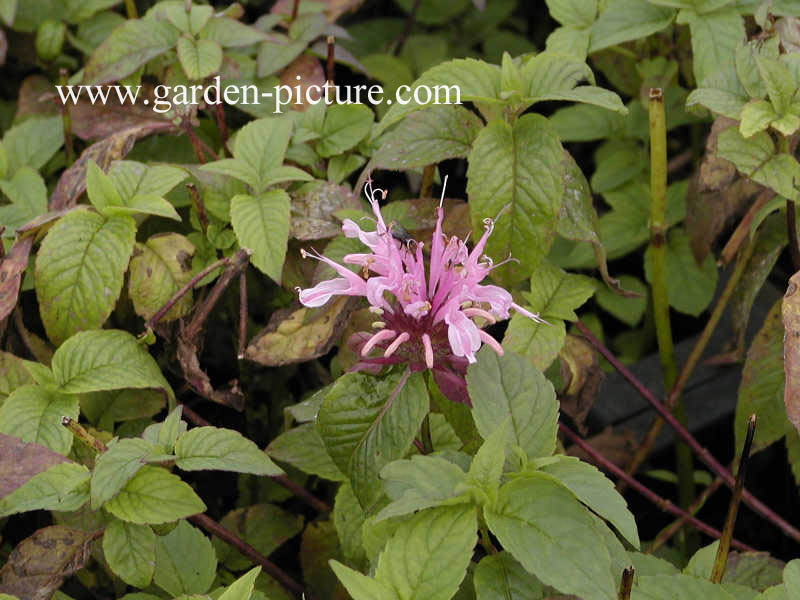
[648,88,695,548]
[123,0,137,19]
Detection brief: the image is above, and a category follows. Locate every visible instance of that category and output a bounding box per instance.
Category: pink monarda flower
[296,177,544,404]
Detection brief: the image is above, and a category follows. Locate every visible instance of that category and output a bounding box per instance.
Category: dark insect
[389,221,414,246]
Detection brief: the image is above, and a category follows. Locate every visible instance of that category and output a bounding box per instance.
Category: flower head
[297,176,544,404]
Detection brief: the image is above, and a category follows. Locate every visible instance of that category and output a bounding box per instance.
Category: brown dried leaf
[280,55,325,112]
[0,236,33,322]
[783,271,800,435]
[0,433,70,498]
[558,334,604,435]
[723,552,784,591]
[301,520,347,600]
[16,75,58,120]
[699,117,738,192]
[245,296,358,366]
[177,333,245,411]
[270,0,364,22]
[0,525,97,600]
[290,183,360,240]
[49,128,139,211]
[565,426,640,470]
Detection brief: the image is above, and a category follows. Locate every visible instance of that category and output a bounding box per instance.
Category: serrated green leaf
[0,386,78,455]
[523,261,596,321]
[589,0,675,52]
[317,104,374,158]
[174,426,283,475]
[103,520,156,588]
[86,160,122,211]
[218,567,261,600]
[51,330,174,404]
[0,462,90,517]
[644,228,718,316]
[104,465,206,525]
[539,455,639,548]
[485,473,616,600]
[318,369,429,510]
[177,36,222,80]
[109,161,187,203]
[739,100,777,138]
[35,211,136,345]
[467,418,509,504]
[230,191,290,282]
[756,55,794,115]
[91,438,159,509]
[200,17,269,47]
[256,36,306,78]
[266,423,345,481]
[156,405,185,452]
[333,482,367,566]
[83,19,179,84]
[545,0,597,28]
[0,167,48,236]
[595,274,647,326]
[129,233,195,322]
[1,116,64,176]
[677,8,744,87]
[685,87,747,120]
[212,504,303,571]
[374,505,477,600]
[329,560,397,600]
[466,348,558,461]
[736,300,790,455]
[0,352,33,403]
[466,114,564,283]
[473,551,547,600]
[153,520,217,596]
[631,573,741,599]
[376,455,468,521]
[105,194,181,221]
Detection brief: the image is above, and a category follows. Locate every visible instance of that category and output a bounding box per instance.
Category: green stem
[123,0,138,19]
[648,88,695,549]
[420,413,433,454]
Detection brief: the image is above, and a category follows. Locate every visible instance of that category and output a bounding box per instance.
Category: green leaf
[0,0,16,26]
[90,437,159,509]
[595,274,647,326]
[644,228,718,316]
[106,194,182,221]
[86,159,122,211]
[153,520,217,596]
[736,300,790,455]
[0,352,33,403]
[550,103,625,142]
[103,465,206,525]
[0,386,78,455]
[716,127,800,200]
[677,8,744,87]
[329,560,397,600]
[230,190,290,282]
[266,423,345,481]
[129,233,195,322]
[631,573,742,599]
[83,19,179,84]
[373,505,477,600]
[466,114,564,282]
[473,551,547,600]
[218,567,262,600]
[176,36,223,80]
[333,482,368,566]
[155,405,185,452]
[465,348,558,461]
[466,418,509,504]
[0,462,90,517]
[361,105,482,185]
[212,504,304,571]
[685,87,747,120]
[103,520,156,588]
[237,116,293,188]
[375,58,501,136]
[523,260,596,321]
[109,161,188,203]
[589,0,675,52]
[318,369,429,510]
[485,473,616,600]
[163,3,213,35]
[502,313,566,372]
[317,104,374,158]
[1,116,64,177]
[545,0,597,28]
[51,329,175,404]
[539,455,639,548]
[739,100,777,138]
[174,426,283,475]
[0,167,48,235]
[785,561,800,596]
[376,455,468,521]
[35,211,136,345]
[200,17,269,47]
[756,55,794,115]
[256,36,306,78]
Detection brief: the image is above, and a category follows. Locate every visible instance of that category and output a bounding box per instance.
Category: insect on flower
[295,175,545,404]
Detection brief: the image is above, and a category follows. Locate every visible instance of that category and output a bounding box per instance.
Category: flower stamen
[384,332,410,357]
[362,329,397,356]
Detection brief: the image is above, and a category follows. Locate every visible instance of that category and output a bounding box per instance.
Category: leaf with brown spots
[290,182,360,240]
[783,271,800,436]
[566,426,640,470]
[177,334,245,411]
[558,334,603,435]
[0,525,98,600]
[280,55,325,112]
[245,296,358,366]
[0,236,33,322]
[0,433,70,498]
[129,233,196,322]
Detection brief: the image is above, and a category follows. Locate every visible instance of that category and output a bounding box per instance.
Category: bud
[36,20,66,62]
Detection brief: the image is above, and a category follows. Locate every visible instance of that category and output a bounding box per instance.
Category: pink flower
[297,177,544,404]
